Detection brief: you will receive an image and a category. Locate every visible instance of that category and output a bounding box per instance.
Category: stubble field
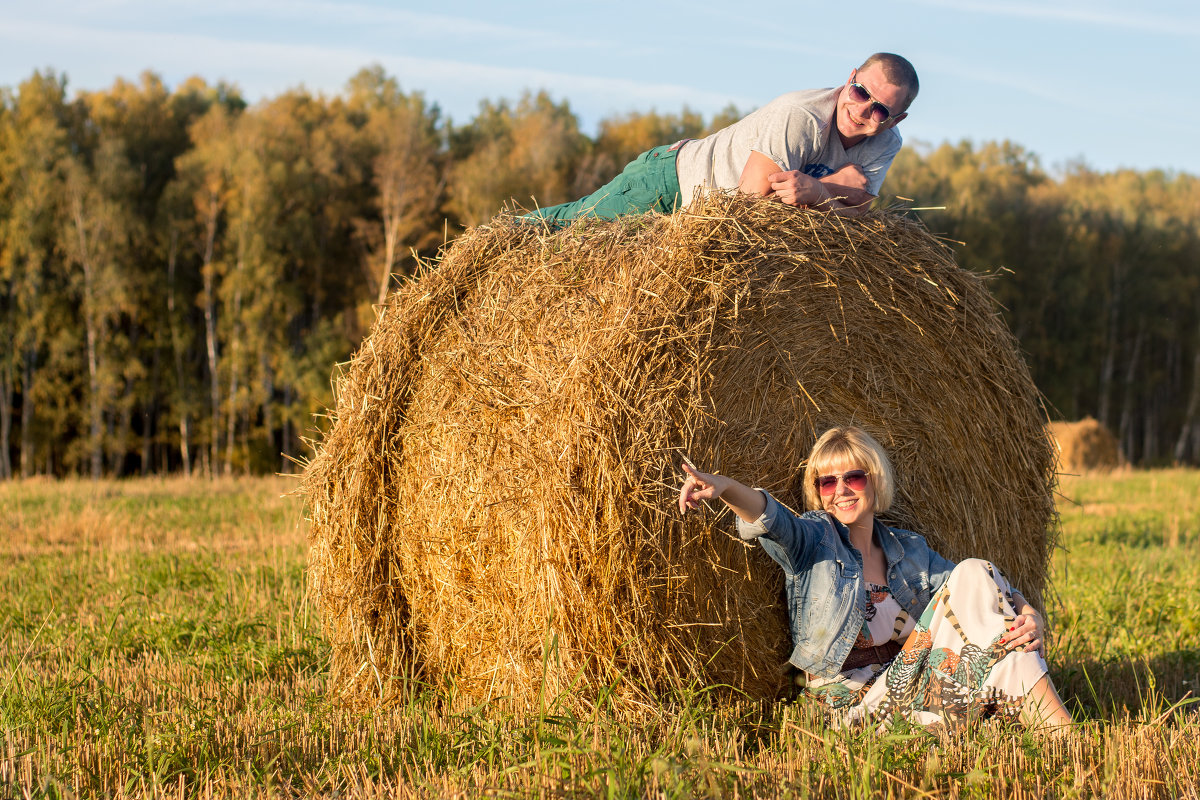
[1,471,1197,798]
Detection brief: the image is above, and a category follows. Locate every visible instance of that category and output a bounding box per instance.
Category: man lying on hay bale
[301,192,1059,719]
[681,426,1072,732]
[526,52,917,224]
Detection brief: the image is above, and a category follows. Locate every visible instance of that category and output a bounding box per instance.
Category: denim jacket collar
[826,514,907,573]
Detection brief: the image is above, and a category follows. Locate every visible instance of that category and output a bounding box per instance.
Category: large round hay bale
[300,193,1057,711]
[1048,417,1124,473]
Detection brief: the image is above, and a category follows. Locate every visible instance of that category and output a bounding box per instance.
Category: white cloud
[7,0,615,54]
[0,17,753,123]
[908,0,1200,36]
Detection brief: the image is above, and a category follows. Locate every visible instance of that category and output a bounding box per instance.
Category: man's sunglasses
[815,469,870,496]
[847,73,894,124]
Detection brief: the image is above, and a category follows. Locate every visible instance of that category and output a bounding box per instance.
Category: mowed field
[1,472,1197,798]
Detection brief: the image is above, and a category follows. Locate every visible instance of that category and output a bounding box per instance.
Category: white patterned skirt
[804,559,1048,728]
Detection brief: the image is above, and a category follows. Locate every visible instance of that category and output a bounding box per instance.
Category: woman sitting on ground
[678,425,1072,730]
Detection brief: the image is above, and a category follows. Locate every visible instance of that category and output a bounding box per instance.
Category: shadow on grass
[1052,647,1200,720]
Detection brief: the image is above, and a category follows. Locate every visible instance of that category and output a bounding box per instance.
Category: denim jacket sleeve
[734,490,823,576]
[737,492,864,677]
[906,531,956,594]
[926,545,957,594]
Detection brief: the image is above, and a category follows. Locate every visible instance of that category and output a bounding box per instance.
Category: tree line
[1,66,1197,478]
[880,144,1200,466]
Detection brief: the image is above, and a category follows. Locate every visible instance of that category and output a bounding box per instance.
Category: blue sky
[2,0,1198,176]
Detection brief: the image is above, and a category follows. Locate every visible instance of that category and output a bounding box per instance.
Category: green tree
[0,71,74,477]
[156,77,243,475]
[60,139,138,479]
[214,88,360,473]
[448,91,587,225]
[81,73,209,474]
[169,101,241,475]
[345,66,444,306]
[573,107,705,198]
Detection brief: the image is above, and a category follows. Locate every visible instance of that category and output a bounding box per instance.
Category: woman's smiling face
[816,456,876,530]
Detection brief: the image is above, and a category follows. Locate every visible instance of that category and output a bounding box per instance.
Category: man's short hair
[858,53,919,113]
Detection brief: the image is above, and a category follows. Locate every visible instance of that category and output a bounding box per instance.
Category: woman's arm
[678,462,765,523]
[680,461,823,576]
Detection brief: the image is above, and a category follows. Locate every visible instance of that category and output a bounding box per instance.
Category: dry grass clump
[300,193,1058,711]
[1049,417,1125,474]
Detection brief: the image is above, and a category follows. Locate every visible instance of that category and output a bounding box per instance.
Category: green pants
[526,144,683,224]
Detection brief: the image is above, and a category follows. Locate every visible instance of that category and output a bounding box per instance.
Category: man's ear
[886,112,908,128]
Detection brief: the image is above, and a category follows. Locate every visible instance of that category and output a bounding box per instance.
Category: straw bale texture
[300,193,1058,711]
[1048,417,1125,473]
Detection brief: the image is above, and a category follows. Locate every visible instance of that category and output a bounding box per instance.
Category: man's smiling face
[835,63,909,145]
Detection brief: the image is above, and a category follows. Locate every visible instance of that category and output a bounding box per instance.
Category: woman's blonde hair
[802,426,896,513]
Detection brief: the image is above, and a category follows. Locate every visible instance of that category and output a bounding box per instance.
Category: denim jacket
[736,491,956,680]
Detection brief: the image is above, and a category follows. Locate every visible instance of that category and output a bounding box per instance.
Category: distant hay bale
[1048,417,1124,473]
[299,193,1058,711]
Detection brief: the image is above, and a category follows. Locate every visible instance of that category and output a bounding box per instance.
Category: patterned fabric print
[804,677,872,710]
[853,584,894,648]
[863,585,888,621]
[850,560,1045,730]
[805,583,913,710]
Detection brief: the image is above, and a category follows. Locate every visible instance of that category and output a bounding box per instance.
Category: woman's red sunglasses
[815,469,870,496]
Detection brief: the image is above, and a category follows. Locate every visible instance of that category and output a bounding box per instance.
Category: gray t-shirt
[674,87,902,205]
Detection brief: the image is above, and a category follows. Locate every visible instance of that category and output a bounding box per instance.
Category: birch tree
[0,71,71,477]
[346,67,443,306]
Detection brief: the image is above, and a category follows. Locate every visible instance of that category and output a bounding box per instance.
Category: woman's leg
[945,559,1072,731]
[1021,674,1073,731]
[859,559,1068,729]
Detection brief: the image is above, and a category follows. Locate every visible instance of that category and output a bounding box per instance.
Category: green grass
[1,472,1198,798]
[1049,470,1200,722]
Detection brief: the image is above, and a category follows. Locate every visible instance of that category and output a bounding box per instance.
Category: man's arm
[738,152,873,216]
[738,150,785,197]
[816,164,875,212]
